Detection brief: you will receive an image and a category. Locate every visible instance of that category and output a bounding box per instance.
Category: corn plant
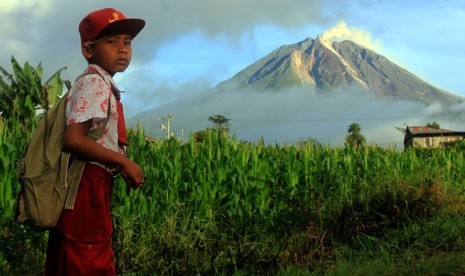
[106,126,465,274]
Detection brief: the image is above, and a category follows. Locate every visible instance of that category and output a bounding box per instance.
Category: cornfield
[3,123,465,274]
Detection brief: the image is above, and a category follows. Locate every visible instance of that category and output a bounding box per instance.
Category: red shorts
[45,163,116,276]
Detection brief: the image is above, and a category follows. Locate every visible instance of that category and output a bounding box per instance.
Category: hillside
[216,35,463,106]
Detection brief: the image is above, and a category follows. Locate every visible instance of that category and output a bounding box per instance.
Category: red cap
[79,8,145,45]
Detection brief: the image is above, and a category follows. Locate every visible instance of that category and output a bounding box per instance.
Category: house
[404,126,465,149]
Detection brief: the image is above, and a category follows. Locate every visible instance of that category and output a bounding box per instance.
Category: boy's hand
[120,159,144,188]
[120,171,139,189]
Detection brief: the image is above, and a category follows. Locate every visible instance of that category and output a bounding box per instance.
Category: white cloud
[0,0,36,13]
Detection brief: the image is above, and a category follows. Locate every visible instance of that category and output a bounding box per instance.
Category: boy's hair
[79,8,145,45]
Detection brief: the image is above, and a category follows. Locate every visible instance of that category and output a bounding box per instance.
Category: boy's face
[82,34,133,76]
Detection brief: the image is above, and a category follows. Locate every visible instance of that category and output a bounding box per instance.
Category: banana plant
[0,56,66,133]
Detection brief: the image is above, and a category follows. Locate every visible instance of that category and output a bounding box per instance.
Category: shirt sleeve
[66,74,111,126]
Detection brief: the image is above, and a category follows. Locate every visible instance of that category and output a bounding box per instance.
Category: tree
[208,114,230,132]
[0,56,66,132]
[427,121,440,129]
[296,137,322,149]
[345,122,365,150]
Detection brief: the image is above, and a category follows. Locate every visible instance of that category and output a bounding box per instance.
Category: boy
[45,8,145,275]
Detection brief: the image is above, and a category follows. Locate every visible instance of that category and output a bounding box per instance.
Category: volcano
[216,35,462,106]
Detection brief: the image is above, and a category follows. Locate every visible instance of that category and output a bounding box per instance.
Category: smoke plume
[321,20,381,51]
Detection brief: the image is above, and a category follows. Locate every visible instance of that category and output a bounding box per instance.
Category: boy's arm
[64,120,144,187]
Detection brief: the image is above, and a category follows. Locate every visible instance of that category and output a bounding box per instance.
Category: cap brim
[95,18,145,41]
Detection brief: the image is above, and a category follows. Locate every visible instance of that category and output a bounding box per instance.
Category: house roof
[407,126,455,135]
[405,126,465,138]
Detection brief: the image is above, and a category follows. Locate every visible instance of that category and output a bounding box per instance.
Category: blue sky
[1,0,464,145]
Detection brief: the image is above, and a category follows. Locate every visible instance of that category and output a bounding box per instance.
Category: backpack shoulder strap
[42,92,69,171]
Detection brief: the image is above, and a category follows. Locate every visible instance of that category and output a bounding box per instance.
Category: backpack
[15,75,111,230]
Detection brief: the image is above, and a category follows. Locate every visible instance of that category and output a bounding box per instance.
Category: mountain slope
[216,36,463,106]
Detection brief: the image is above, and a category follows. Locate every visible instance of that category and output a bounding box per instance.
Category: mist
[128,84,465,148]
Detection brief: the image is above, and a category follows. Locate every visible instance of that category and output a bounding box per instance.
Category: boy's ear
[81,44,93,59]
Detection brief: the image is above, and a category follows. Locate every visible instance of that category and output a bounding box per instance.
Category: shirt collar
[86,64,121,98]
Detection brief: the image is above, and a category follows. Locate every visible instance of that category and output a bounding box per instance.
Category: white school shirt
[65,64,125,167]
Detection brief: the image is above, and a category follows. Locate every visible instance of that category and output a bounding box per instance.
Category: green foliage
[345,122,366,150]
[0,216,47,275]
[108,128,465,274]
[0,56,66,134]
[3,121,465,274]
[427,121,441,129]
[296,137,323,150]
[208,114,231,132]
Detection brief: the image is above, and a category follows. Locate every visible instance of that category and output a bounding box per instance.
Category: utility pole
[160,113,173,140]
[166,113,172,139]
